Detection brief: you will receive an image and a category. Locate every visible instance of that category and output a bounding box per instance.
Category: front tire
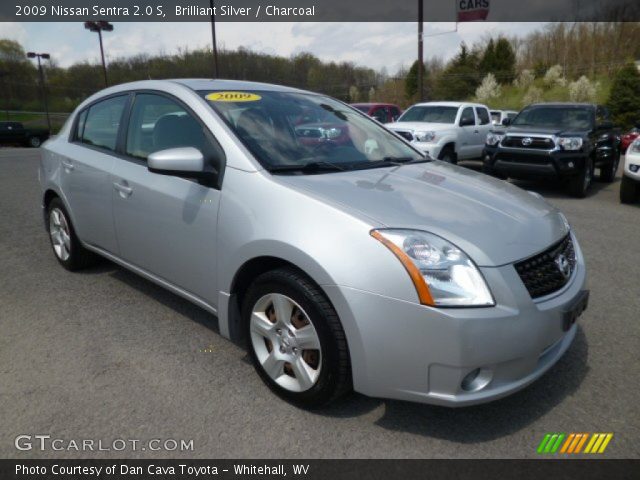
[243,268,351,408]
[27,136,41,148]
[620,175,638,204]
[438,146,457,164]
[47,198,97,270]
[599,150,620,182]
[568,157,593,198]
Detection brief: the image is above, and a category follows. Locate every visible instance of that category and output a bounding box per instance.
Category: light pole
[84,21,113,87]
[209,0,219,78]
[418,0,423,101]
[26,52,51,132]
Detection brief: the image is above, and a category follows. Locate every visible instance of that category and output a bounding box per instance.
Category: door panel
[112,92,221,305]
[458,107,476,160]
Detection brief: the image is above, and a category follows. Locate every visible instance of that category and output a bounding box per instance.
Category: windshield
[512,106,594,130]
[201,90,424,173]
[397,106,458,124]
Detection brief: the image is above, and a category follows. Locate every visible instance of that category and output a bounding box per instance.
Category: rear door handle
[61,160,74,171]
[113,181,133,197]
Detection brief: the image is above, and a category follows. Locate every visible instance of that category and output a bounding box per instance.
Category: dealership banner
[1,459,639,479]
[2,0,640,22]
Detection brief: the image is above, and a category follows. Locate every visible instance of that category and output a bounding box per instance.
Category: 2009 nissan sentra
[39,79,589,408]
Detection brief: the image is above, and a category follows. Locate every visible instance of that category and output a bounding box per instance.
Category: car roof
[411,101,487,108]
[170,78,310,94]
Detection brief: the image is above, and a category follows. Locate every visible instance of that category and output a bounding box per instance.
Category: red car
[621,128,640,153]
[351,103,402,124]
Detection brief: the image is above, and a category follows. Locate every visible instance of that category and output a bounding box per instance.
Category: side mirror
[502,118,511,126]
[459,117,475,127]
[148,147,212,180]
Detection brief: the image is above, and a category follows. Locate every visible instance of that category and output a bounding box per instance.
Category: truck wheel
[620,176,638,204]
[438,146,457,164]
[599,150,620,182]
[28,136,42,148]
[568,157,593,198]
[243,268,352,408]
[47,198,98,270]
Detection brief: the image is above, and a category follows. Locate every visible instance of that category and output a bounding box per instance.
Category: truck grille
[502,135,555,150]
[394,130,414,142]
[514,234,576,299]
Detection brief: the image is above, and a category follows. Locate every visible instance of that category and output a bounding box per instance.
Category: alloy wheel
[250,293,322,393]
[49,208,71,261]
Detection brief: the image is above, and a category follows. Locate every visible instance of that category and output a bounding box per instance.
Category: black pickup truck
[0,121,50,148]
[482,103,621,197]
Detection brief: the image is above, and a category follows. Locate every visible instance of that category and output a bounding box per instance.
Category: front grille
[495,152,553,165]
[502,135,555,150]
[514,234,576,299]
[394,130,414,142]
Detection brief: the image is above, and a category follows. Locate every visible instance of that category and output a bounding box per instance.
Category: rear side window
[371,107,388,123]
[74,110,88,141]
[476,108,491,125]
[81,96,127,151]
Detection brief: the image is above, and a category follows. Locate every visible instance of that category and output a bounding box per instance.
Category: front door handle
[474,130,480,134]
[61,160,74,171]
[113,181,133,197]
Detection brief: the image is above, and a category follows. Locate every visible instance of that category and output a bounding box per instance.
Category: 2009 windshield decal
[206,92,262,103]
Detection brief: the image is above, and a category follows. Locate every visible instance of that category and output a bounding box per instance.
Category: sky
[1,22,545,74]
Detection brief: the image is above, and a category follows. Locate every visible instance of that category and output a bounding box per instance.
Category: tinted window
[390,107,401,120]
[476,108,490,125]
[460,107,475,126]
[74,110,88,141]
[82,96,127,151]
[126,93,207,159]
[371,107,388,123]
[398,106,458,124]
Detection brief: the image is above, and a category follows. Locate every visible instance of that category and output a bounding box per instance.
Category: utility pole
[0,70,9,120]
[26,52,51,132]
[84,21,113,87]
[210,0,219,78]
[418,0,424,101]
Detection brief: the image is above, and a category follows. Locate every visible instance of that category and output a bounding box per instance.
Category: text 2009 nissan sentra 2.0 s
[39,80,588,408]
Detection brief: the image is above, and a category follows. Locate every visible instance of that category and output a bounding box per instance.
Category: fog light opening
[461,368,492,392]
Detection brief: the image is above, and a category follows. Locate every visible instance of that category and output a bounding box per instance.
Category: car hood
[504,126,589,136]
[278,162,568,267]
[386,122,455,133]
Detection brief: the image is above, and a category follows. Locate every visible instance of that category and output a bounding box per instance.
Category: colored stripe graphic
[538,433,613,454]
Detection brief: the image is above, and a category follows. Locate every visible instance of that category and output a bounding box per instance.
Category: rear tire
[243,268,351,408]
[620,175,638,204]
[47,198,98,271]
[28,136,41,148]
[568,157,593,198]
[438,146,457,164]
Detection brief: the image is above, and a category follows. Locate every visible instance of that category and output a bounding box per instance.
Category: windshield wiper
[381,156,431,165]
[267,161,346,174]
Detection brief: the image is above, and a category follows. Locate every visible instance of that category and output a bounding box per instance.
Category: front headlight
[371,229,494,307]
[630,139,640,153]
[486,132,505,146]
[414,131,436,142]
[557,137,583,151]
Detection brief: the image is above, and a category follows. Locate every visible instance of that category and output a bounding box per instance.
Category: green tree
[405,60,426,100]
[607,62,640,128]
[492,38,516,84]
[434,43,480,100]
[479,39,497,76]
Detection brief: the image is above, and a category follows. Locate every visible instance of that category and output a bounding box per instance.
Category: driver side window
[460,107,475,126]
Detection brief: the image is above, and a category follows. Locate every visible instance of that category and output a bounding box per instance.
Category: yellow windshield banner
[206,92,262,102]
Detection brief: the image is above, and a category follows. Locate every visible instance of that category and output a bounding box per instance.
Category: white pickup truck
[385,101,493,163]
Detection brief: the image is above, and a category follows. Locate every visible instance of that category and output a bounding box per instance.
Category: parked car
[351,103,402,124]
[0,121,50,147]
[620,127,640,153]
[40,80,588,408]
[483,103,621,197]
[621,138,640,203]
[490,110,518,126]
[386,101,493,163]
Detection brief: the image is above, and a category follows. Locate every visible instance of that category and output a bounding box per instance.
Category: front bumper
[324,233,587,407]
[408,141,443,159]
[483,146,587,179]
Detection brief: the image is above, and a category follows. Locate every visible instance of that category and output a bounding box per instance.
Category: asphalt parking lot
[1,147,639,459]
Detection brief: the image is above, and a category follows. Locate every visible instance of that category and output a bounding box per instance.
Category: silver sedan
[39,79,588,407]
